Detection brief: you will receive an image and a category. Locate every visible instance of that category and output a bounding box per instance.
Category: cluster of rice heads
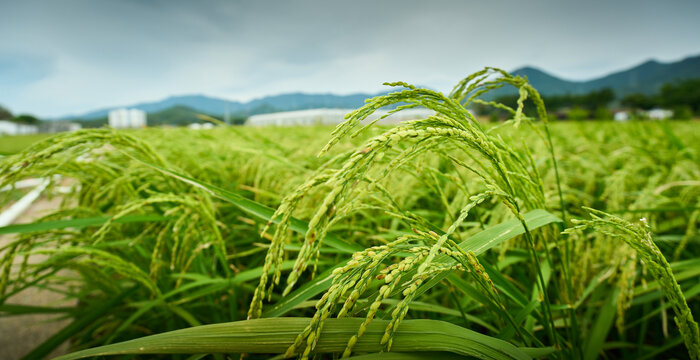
[248,68,570,358]
[0,68,697,360]
[246,69,699,360]
[0,130,236,336]
[565,208,700,359]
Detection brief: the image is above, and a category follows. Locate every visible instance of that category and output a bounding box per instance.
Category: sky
[1,0,699,118]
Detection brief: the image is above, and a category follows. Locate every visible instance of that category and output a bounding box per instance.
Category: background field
[0,119,699,360]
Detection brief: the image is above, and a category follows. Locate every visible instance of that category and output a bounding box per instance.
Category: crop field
[0,71,699,360]
[0,134,51,156]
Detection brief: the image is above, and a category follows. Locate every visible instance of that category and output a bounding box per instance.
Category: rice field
[0,70,699,360]
[0,134,51,156]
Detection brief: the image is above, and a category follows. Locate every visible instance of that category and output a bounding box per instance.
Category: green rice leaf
[54,317,543,360]
[0,214,168,235]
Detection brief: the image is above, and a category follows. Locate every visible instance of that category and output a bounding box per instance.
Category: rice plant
[0,69,698,360]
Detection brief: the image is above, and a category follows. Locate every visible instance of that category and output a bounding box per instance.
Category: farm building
[613,111,630,122]
[40,122,82,133]
[0,120,38,135]
[246,108,436,126]
[187,123,215,130]
[646,108,673,120]
[108,108,147,128]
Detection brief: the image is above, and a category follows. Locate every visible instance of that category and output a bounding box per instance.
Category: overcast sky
[1,0,699,118]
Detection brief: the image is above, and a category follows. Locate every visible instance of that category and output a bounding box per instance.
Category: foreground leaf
[54,317,552,360]
[0,214,168,235]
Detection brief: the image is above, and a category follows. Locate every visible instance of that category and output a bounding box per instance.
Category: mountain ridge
[58,91,391,120]
[60,53,700,120]
[503,54,700,97]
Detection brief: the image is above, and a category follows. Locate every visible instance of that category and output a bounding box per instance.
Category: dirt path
[0,196,76,360]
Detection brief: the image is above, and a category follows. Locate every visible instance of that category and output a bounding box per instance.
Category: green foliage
[673,106,693,120]
[73,116,108,128]
[621,78,700,115]
[0,133,50,155]
[567,209,700,359]
[492,88,615,117]
[0,104,12,120]
[593,107,613,120]
[54,317,546,360]
[0,70,699,360]
[11,113,40,124]
[621,93,656,110]
[660,79,700,114]
[568,107,589,121]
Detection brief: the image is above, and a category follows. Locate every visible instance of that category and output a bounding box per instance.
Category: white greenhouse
[246,108,436,127]
[0,120,38,135]
[108,108,147,128]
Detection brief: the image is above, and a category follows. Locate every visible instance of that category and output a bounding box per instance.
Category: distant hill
[63,95,239,120]
[61,53,700,120]
[62,92,388,121]
[494,54,700,98]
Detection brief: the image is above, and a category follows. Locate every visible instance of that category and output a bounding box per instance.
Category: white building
[0,120,38,135]
[646,108,673,120]
[246,108,436,126]
[108,108,147,128]
[613,111,630,122]
[187,123,214,130]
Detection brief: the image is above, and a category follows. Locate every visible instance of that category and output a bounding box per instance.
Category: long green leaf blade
[0,214,168,235]
[54,317,542,360]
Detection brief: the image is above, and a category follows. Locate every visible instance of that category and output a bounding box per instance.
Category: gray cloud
[0,0,698,117]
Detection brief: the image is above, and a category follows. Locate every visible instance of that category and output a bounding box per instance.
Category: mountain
[243,92,387,112]
[62,92,388,120]
[61,53,700,120]
[62,95,240,120]
[584,56,700,95]
[499,54,700,98]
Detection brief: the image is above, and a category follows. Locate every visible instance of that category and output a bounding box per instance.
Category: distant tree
[0,105,12,120]
[582,88,615,110]
[248,103,281,116]
[12,114,40,124]
[621,93,656,110]
[229,116,247,125]
[493,95,519,109]
[659,78,700,114]
[594,107,613,120]
[542,94,575,110]
[77,117,109,128]
[469,103,491,117]
[672,106,693,120]
[460,87,615,121]
[567,107,589,121]
[541,88,614,113]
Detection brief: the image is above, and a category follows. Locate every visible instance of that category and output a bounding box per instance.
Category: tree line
[0,105,40,124]
[475,78,699,120]
[621,79,699,119]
